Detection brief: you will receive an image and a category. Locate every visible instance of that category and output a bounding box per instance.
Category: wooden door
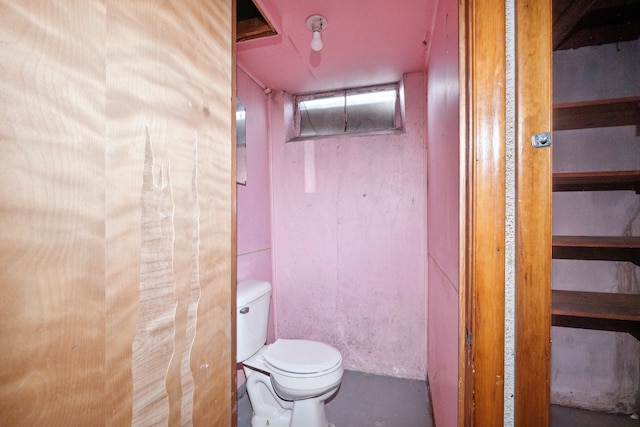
[0,1,235,425]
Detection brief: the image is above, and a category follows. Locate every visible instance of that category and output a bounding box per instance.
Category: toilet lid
[263,339,342,374]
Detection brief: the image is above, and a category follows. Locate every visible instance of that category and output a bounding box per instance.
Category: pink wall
[270,72,427,379]
[426,0,460,424]
[236,68,274,343]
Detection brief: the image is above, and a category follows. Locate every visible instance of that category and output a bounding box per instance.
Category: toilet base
[250,415,334,427]
[244,365,337,427]
[250,413,291,427]
[245,368,292,427]
[289,395,333,427]
[250,407,334,427]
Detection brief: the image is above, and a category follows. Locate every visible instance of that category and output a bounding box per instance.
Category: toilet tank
[236,279,272,362]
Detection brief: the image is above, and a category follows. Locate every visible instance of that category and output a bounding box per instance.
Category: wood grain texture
[462,0,506,424]
[131,134,177,426]
[105,1,233,426]
[0,1,233,425]
[515,0,553,425]
[180,137,201,426]
[0,1,107,425]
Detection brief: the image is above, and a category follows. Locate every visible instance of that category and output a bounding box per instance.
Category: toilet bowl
[237,280,343,427]
[243,339,343,427]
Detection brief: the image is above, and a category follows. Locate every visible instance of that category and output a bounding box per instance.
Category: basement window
[294,83,402,139]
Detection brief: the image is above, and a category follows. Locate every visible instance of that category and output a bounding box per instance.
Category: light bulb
[311,30,323,51]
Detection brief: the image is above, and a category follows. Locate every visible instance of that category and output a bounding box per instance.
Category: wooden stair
[552,290,640,340]
[552,97,640,340]
[552,235,640,266]
[553,170,640,193]
[553,96,640,134]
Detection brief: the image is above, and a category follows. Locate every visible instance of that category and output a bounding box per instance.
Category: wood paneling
[515,0,553,425]
[0,1,234,425]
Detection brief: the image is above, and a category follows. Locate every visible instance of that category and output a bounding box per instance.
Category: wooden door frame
[231,0,238,423]
[514,0,552,425]
[460,0,552,425]
[459,0,507,424]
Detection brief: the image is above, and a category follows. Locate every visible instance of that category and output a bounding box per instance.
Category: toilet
[237,279,343,427]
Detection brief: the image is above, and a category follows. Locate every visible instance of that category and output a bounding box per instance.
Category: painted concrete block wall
[552,40,640,413]
[425,0,460,424]
[270,72,427,379]
[236,68,274,343]
[236,68,272,283]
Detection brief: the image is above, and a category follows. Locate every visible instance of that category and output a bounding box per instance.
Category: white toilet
[237,279,343,427]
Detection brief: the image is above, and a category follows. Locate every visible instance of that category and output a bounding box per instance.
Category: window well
[295,83,402,139]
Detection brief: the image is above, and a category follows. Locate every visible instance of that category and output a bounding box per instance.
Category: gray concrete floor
[237,369,639,426]
[551,405,639,427]
[237,369,433,427]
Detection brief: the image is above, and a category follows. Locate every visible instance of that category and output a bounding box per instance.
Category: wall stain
[614,199,640,413]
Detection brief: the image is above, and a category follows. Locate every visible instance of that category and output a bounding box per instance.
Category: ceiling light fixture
[305,15,327,52]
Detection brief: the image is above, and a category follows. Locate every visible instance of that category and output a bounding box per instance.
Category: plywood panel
[1,1,233,426]
[104,1,234,426]
[0,2,107,425]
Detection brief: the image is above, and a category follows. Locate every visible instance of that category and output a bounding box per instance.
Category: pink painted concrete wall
[270,72,427,379]
[236,68,274,343]
[426,0,460,424]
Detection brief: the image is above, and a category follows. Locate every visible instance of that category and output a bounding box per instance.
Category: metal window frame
[293,82,402,140]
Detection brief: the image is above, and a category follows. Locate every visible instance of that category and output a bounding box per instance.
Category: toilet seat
[263,339,342,377]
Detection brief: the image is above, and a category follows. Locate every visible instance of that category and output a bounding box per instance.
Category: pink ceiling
[237,0,438,94]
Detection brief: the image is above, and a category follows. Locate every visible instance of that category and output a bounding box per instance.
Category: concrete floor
[237,369,433,427]
[237,369,639,426]
[551,405,639,427]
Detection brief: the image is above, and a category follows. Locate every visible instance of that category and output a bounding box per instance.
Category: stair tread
[552,290,640,322]
[553,170,640,192]
[553,96,640,131]
[552,235,640,248]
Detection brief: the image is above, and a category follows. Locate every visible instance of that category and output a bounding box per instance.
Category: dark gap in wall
[237,0,277,42]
